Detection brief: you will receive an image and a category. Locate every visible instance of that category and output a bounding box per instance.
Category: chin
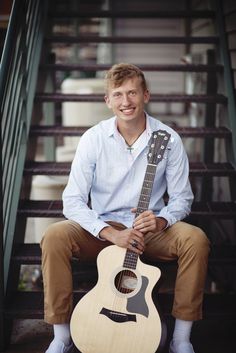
[119,114,136,121]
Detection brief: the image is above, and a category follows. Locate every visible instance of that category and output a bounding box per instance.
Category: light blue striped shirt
[63,114,194,236]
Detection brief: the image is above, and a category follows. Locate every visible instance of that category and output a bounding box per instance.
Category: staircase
[1,0,236,351]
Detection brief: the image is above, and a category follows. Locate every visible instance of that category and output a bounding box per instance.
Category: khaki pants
[40,220,210,324]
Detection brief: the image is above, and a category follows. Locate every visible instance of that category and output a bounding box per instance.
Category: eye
[129,91,136,96]
[113,92,121,98]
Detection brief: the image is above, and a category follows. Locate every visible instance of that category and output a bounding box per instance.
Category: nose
[121,93,131,106]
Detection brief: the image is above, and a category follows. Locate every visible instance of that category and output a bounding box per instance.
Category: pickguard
[127,275,149,317]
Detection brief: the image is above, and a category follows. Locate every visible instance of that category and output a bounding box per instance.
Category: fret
[139,193,150,200]
[140,186,153,195]
[136,208,145,216]
[135,161,157,217]
[138,201,150,208]
[142,180,152,189]
[123,250,138,269]
[145,171,156,178]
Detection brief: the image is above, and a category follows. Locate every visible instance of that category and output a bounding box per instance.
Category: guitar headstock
[147,129,171,165]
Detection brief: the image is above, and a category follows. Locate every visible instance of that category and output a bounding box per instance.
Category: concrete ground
[6,320,52,353]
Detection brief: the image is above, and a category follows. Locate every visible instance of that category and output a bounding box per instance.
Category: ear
[144,90,150,104]
[104,95,112,109]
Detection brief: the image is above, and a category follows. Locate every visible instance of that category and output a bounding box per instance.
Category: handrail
[214,0,236,166]
[0,0,48,294]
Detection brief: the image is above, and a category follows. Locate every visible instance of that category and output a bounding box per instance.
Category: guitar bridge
[100,307,137,323]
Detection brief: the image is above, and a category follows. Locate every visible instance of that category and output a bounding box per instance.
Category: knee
[187,226,210,256]
[40,221,68,253]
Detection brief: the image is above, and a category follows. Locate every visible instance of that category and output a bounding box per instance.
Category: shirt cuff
[157,209,177,228]
[87,219,111,238]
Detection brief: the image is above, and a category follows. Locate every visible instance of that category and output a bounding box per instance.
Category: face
[104,77,150,124]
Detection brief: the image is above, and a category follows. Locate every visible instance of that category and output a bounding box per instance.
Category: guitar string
[111,132,170,315]
[113,168,156,312]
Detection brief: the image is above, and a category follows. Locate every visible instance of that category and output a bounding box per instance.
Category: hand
[132,208,167,234]
[99,226,145,255]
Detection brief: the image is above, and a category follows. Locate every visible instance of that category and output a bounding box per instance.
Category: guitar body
[70,245,161,353]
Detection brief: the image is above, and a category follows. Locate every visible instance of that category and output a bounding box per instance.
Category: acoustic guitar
[70,129,171,353]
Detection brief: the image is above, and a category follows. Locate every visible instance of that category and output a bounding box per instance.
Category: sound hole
[115,270,138,294]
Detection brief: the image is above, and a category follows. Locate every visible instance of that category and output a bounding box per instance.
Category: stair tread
[49,10,216,19]
[35,93,227,104]
[45,35,219,44]
[30,125,88,136]
[29,125,232,138]
[18,200,236,218]
[40,63,224,73]
[5,291,236,319]
[24,161,236,176]
[11,243,236,265]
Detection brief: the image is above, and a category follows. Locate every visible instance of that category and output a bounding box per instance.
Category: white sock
[53,323,71,346]
[173,319,193,345]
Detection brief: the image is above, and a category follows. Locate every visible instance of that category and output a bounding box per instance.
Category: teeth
[122,109,134,113]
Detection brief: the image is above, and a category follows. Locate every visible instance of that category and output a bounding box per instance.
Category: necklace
[125,130,145,152]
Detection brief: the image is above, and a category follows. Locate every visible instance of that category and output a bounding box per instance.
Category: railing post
[201,49,217,202]
[214,0,236,166]
[214,0,236,241]
[0,139,5,351]
[43,53,56,161]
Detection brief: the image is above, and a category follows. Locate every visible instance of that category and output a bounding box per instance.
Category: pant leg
[143,221,210,321]
[40,220,111,324]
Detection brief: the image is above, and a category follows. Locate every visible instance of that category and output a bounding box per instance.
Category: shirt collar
[107,113,153,138]
[107,116,117,137]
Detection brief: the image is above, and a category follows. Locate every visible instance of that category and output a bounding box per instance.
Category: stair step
[45,35,219,44]
[29,125,232,138]
[189,162,236,176]
[49,10,216,19]
[30,125,88,137]
[17,200,236,218]
[5,291,85,319]
[5,291,236,320]
[35,93,227,104]
[39,63,223,73]
[11,243,236,265]
[24,161,236,177]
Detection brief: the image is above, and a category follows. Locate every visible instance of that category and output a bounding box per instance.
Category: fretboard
[123,163,157,270]
[135,164,157,217]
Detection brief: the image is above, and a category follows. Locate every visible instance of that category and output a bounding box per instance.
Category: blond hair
[105,63,148,93]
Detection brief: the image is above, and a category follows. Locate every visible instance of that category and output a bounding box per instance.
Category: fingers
[113,228,144,255]
[133,210,156,233]
[129,241,144,255]
[128,229,145,254]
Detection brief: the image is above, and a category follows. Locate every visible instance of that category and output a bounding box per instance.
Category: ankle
[53,323,71,346]
[173,319,193,343]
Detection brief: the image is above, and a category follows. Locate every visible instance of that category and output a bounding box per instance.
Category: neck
[117,116,146,147]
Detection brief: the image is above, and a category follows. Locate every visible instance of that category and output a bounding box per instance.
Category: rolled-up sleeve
[158,134,194,226]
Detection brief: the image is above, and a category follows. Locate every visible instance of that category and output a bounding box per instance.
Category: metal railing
[0,0,48,297]
[214,0,236,166]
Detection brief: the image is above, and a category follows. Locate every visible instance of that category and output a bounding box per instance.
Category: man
[41,63,210,353]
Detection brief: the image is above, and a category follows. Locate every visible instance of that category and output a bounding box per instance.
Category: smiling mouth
[120,108,135,114]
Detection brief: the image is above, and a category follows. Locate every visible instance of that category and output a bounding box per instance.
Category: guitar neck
[123,163,157,270]
[123,129,170,271]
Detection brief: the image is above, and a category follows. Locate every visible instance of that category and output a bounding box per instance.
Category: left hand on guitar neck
[132,208,168,234]
[99,226,145,255]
